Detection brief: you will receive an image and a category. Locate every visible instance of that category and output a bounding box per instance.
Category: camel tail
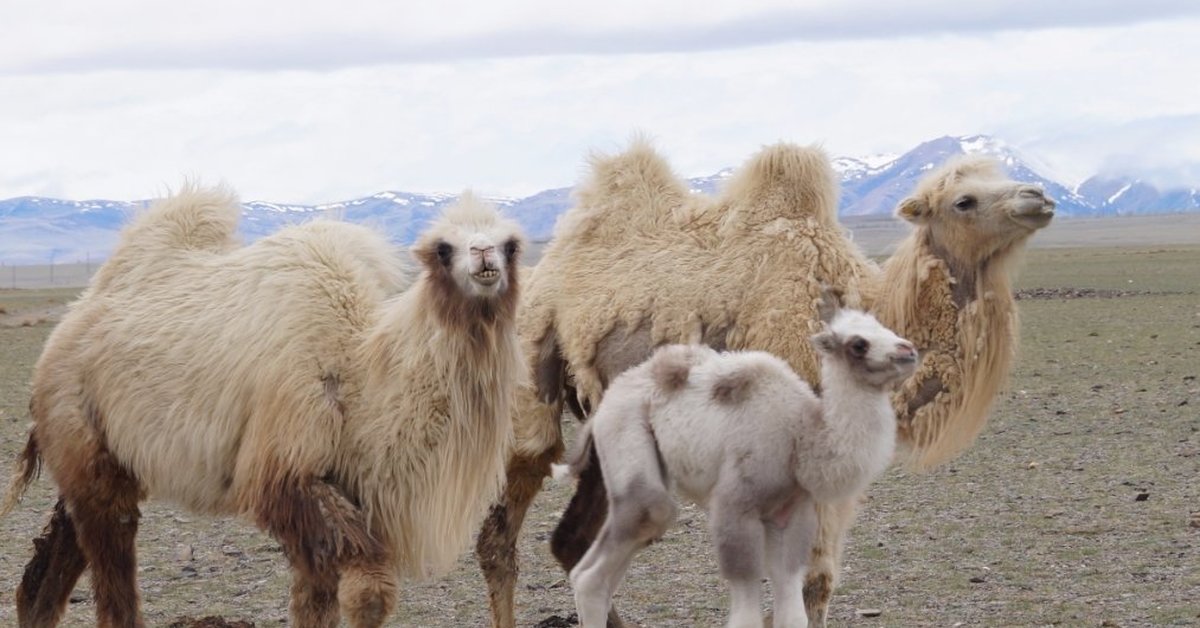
[1,431,41,518]
[551,420,595,482]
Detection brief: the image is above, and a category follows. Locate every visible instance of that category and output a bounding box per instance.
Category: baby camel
[554,294,917,628]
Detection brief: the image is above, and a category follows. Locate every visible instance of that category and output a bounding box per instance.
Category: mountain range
[2,134,1197,264]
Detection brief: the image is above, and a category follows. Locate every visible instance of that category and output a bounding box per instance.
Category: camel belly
[103,407,244,514]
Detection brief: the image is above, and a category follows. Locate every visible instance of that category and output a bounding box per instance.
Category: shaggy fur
[554,305,917,628]
[3,186,526,627]
[476,140,1054,628]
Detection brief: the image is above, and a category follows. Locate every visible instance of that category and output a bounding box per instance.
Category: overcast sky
[3,0,1199,203]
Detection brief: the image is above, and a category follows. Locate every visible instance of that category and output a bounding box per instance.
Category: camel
[474,139,1055,627]
[1,186,526,628]
[556,294,917,628]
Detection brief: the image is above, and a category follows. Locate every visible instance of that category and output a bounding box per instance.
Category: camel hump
[648,344,715,394]
[719,142,839,228]
[557,137,690,243]
[123,183,242,253]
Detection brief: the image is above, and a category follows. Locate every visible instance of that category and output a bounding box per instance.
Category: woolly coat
[21,186,524,579]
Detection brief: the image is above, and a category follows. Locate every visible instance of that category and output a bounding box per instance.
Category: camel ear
[896,197,931,224]
[817,285,843,324]
[810,329,839,354]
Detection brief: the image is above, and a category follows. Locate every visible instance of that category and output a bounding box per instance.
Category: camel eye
[503,239,519,260]
[435,242,454,267]
[849,337,869,358]
[953,196,977,211]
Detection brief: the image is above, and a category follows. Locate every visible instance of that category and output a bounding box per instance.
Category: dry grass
[0,244,1197,626]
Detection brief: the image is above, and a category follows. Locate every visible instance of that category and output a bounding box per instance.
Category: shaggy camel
[557,295,917,628]
[475,140,1055,627]
[2,186,526,628]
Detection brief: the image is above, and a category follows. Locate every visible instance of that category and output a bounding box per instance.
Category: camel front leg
[803,496,859,628]
[476,446,562,628]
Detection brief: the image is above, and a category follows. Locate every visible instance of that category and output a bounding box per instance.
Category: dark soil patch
[1015,287,1183,300]
[167,617,254,628]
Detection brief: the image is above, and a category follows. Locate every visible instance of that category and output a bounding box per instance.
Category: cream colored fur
[520,141,1051,467]
[506,139,1053,627]
[6,186,525,593]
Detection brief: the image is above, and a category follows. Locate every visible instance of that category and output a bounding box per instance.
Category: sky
[2,0,1199,204]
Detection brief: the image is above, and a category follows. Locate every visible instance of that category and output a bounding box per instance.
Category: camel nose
[471,245,498,269]
[893,341,917,363]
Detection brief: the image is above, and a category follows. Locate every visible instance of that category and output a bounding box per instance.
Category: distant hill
[2,134,1197,264]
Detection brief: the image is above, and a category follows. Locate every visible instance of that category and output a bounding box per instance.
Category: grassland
[0,241,1197,627]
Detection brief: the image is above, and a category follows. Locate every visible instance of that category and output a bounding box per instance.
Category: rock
[176,544,194,562]
[857,608,883,617]
[969,575,987,584]
[1134,492,1150,502]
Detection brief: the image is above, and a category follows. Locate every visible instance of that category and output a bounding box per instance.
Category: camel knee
[338,564,398,628]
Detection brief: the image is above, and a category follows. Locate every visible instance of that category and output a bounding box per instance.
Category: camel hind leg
[58,442,146,628]
[16,498,89,628]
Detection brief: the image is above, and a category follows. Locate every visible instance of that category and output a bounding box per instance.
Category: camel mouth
[891,354,918,366]
[473,268,502,286]
[1009,205,1055,230]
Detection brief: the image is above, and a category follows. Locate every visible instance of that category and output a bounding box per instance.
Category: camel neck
[817,363,892,431]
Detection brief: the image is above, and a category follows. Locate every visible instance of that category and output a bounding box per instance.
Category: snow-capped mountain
[2,134,1197,264]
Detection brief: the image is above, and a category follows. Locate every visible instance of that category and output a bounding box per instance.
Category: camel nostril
[894,342,917,362]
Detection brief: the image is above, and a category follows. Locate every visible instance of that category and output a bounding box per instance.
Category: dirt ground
[1,242,1197,627]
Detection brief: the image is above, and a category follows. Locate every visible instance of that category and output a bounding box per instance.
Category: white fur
[560,307,916,628]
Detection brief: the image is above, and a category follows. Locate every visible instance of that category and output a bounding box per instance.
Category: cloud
[4,0,1200,73]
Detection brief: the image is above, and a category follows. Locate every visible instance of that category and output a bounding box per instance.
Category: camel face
[414,195,524,300]
[898,156,1056,264]
[812,309,918,388]
[450,231,519,298]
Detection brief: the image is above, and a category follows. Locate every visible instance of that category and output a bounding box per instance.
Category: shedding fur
[560,308,917,628]
[477,138,1055,628]
[3,187,526,627]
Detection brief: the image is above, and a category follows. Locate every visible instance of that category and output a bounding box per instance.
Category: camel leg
[16,498,89,628]
[550,444,609,573]
[710,500,767,628]
[476,446,561,628]
[289,569,341,628]
[569,482,674,628]
[802,496,859,628]
[255,474,383,627]
[63,444,145,628]
[556,440,650,628]
[338,558,398,628]
[765,501,818,628]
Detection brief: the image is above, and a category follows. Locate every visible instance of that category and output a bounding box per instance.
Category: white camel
[554,294,917,628]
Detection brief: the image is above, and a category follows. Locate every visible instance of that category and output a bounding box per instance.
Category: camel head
[896,156,1055,266]
[813,289,918,388]
[413,191,524,303]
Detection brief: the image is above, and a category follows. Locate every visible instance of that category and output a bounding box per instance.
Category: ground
[0,223,1197,626]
